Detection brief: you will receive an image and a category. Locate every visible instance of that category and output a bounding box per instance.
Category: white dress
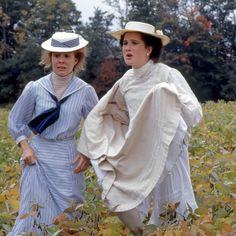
[89,60,202,225]
[119,60,202,225]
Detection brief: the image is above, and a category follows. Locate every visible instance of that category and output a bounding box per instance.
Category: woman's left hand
[73,153,90,173]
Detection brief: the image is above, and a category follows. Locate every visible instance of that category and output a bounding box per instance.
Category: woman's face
[51,52,78,77]
[122,32,152,68]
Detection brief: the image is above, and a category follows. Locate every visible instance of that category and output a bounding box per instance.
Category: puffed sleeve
[81,85,99,119]
[168,69,203,127]
[8,81,36,144]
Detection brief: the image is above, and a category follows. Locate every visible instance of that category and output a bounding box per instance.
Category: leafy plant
[0,101,236,235]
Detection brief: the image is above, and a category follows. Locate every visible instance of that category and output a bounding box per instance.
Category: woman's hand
[73,153,90,173]
[22,148,37,165]
[20,140,37,166]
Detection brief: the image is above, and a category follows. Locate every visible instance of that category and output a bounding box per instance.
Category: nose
[58,56,65,63]
[123,43,131,51]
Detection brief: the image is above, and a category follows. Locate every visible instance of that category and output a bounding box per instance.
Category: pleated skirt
[138,121,198,225]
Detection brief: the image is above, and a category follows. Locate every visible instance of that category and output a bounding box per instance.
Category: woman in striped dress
[7,32,98,235]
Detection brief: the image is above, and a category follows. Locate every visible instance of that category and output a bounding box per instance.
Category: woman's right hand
[73,153,90,173]
[20,140,37,166]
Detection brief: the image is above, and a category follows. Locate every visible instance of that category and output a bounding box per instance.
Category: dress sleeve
[168,69,203,127]
[8,81,36,144]
[81,86,99,119]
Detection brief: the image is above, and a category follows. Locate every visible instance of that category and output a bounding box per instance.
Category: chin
[56,72,67,77]
[125,61,133,67]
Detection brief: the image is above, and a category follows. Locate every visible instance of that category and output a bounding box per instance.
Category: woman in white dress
[8,32,98,235]
[77,21,203,235]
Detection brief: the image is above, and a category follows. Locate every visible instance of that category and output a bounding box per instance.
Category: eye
[131,41,139,45]
[53,53,60,58]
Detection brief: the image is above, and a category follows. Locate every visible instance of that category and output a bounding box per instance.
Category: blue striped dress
[7,74,98,235]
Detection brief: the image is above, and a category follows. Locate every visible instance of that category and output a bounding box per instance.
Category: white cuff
[16,136,28,145]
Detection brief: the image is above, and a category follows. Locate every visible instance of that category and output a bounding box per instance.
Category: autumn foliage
[92,57,120,97]
[0,101,236,235]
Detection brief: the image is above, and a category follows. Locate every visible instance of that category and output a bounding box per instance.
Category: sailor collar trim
[37,74,86,99]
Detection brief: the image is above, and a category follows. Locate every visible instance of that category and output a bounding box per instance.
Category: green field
[0,101,235,235]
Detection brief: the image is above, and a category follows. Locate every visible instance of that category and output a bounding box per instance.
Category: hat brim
[41,37,89,52]
[111,29,170,46]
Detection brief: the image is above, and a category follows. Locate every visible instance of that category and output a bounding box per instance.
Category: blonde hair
[39,47,87,74]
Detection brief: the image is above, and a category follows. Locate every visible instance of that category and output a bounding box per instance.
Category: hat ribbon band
[51,38,80,48]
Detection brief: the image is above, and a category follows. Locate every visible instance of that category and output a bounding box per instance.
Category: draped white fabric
[78,62,202,214]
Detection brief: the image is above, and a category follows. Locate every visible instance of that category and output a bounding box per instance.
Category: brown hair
[120,32,163,63]
[39,47,87,74]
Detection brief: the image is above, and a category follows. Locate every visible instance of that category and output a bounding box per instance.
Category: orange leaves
[0,103,236,234]
[196,15,212,31]
[184,36,196,47]
[98,57,119,82]
[183,14,212,47]
[53,212,69,225]
[93,57,120,95]
[19,203,44,220]
[182,5,213,48]
[182,5,212,32]
[179,54,191,64]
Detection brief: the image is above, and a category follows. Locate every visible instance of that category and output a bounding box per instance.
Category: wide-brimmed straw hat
[41,32,89,52]
[111,21,170,46]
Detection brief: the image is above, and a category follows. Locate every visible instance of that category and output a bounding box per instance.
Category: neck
[52,71,74,80]
[51,72,73,99]
[132,59,151,69]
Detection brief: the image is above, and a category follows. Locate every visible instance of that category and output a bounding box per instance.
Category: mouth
[57,66,66,70]
[125,53,133,59]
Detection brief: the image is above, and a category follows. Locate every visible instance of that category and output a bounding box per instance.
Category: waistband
[33,134,76,142]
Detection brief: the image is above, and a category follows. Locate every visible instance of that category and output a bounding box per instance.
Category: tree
[0,6,13,59]
[0,0,82,104]
[104,0,130,27]
[25,0,82,40]
[103,0,236,101]
[79,8,119,96]
[172,0,236,100]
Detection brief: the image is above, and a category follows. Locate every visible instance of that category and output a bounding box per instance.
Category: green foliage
[80,9,115,82]
[0,101,235,235]
[168,0,236,101]
[0,40,42,104]
[0,0,82,104]
[25,0,82,39]
[1,0,236,103]
[0,107,21,235]
[105,0,236,102]
[188,100,236,235]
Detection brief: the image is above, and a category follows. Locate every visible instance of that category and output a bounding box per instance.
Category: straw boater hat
[41,32,89,52]
[111,21,170,46]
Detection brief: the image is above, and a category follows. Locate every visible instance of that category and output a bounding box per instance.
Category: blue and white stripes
[7,74,98,235]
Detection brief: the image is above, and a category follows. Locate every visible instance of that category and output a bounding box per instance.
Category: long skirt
[139,130,197,225]
[93,119,197,230]
[8,136,85,236]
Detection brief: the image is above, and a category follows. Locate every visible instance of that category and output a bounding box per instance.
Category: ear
[74,58,79,66]
[147,46,153,55]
